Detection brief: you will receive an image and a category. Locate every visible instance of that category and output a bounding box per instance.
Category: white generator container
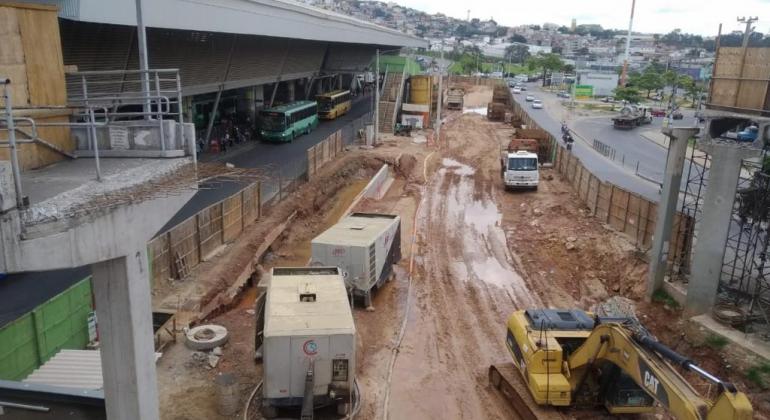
[262,267,356,416]
[311,213,401,307]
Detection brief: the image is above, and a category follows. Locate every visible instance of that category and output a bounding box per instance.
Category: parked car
[650,109,666,117]
[557,91,571,98]
[737,125,759,142]
[601,96,616,103]
[531,99,544,109]
[512,87,522,94]
[519,85,527,91]
[672,110,684,120]
[525,95,535,101]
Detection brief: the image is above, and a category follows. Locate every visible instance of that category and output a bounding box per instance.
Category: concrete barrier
[342,164,392,217]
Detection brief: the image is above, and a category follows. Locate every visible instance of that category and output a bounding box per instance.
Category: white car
[512,87,522,94]
[525,95,535,101]
[531,100,543,109]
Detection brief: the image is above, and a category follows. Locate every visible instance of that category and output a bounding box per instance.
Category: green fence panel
[0,314,40,380]
[0,277,92,381]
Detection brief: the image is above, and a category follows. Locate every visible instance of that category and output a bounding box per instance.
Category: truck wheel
[262,404,278,418]
[337,402,351,415]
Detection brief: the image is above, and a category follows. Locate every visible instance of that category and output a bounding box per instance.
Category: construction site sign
[574,85,593,99]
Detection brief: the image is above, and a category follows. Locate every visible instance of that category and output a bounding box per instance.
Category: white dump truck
[262,267,356,418]
[501,150,539,190]
[311,213,401,308]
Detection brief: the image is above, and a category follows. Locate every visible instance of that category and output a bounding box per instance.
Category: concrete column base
[92,249,160,420]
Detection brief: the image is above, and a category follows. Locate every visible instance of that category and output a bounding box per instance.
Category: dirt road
[384,100,544,419]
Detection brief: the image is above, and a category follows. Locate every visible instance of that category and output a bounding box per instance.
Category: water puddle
[462,106,487,115]
[430,157,539,306]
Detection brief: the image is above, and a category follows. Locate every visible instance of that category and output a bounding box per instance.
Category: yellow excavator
[489,309,753,420]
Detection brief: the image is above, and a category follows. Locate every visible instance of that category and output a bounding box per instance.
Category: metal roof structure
[24,350,104,390]
[22,349,163,390]
[312,212,399,248]
[42,0,426,48]
[264,267,355,337]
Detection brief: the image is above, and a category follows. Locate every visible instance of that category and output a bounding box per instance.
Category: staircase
[378,71,406,134]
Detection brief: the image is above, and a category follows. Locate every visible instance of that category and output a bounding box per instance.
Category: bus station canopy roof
[49,0,427,48]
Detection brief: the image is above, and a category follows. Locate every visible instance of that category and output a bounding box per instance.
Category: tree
[576,46,590,55]
[563,64,575,73]
[635,70,664,98]
[613,86,642,104]
[526,53,564,86]
[505,44,530,63]
[508,34,527,44]
[684,80,705,108]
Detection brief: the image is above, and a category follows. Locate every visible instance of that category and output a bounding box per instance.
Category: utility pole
[435,45,444,142]
[135,0,151,119]
[374,48,380,145]
[619,0,636,87]
[738,16,758,47]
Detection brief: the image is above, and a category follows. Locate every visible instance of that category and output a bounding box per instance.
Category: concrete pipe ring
[185,324,229,351]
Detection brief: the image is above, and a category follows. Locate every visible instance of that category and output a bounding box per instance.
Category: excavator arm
[565,322,752,420]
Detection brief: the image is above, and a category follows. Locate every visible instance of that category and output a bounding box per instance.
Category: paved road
[158,94,372,233]
[571,108,701,185]
[512,84,661,201]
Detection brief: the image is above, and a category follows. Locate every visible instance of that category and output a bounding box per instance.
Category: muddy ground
[156,85,770,419]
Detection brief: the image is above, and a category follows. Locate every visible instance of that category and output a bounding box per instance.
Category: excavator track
[488,364,565,420]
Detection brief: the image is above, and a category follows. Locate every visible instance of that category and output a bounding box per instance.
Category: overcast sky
[394,0,770,36]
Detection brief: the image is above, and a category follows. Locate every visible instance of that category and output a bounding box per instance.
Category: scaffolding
[718,156,770,332]
[667,146,711,284]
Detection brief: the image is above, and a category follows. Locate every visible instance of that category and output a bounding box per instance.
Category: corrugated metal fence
[148,182,261,283]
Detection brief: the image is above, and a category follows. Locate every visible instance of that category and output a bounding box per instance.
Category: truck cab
[502,151,539,190]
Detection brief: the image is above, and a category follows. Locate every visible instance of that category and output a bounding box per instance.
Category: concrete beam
[92,250,159,420]
[647,127,699,298]
[686,141,763,315]
[1,188,195,273]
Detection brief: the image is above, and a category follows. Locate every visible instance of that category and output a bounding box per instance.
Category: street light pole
[374,48,380,145]
[619,0,636,87]
[135,0,151,119]
[435,45,444,142]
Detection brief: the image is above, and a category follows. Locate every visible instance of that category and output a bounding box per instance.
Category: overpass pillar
[287,80,296,102]
[647,127,698,299]
[686,142,762,315]
[92,249,160,420]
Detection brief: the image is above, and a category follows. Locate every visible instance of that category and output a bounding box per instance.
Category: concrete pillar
[686,142,762,315]
[647,127,700,299]
[92,249,160,420]
[245,87,256,124]
[287,80,295,102]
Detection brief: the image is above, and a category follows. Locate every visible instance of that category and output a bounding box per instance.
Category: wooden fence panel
[578,165,591,201]
[609,187,629,232]
[571,163,582,189]
[595,182,612,222]
[198,203,223,259]
[242,183,260,225]
[624,194,642,239]
[587,175,600,214]
[148,234,170,284]
[222,194,244,243]
[169,217,199,279]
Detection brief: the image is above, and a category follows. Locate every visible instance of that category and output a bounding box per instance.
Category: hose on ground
[381,151,434,420]
[242,378,362,419]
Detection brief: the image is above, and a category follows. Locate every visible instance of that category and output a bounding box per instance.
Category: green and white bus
[259,100,319,142]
